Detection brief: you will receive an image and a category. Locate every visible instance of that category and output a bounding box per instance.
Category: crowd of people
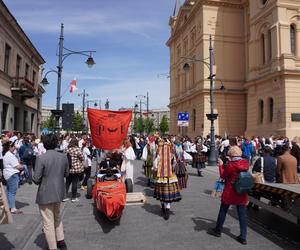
[0,131,300,248]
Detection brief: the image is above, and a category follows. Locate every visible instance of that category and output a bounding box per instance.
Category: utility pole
[147,92,149,118]
[78,89,88,130]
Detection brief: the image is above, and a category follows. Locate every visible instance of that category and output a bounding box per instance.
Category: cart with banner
[86,109,133,221]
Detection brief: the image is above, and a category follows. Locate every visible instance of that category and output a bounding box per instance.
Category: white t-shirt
[3,151,20,180]
[83,147,92,167]
[0,140,3,159]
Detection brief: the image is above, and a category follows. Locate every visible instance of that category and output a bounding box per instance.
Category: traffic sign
[177,112,189,127]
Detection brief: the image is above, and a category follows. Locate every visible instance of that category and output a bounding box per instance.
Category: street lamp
[182,35,218,166]
[41,23,96,132]
[135,95,146,134]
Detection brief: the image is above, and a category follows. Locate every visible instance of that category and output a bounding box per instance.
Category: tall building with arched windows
[168,0,300,138]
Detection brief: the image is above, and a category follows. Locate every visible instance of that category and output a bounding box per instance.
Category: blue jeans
[6,173,19,209]
[215,203,247,240]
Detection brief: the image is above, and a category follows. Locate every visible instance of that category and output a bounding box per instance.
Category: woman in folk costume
[192,138,208,177]
[153,138,181,220]
[121,139,136,183]
[173,137,188,189]
[144,136,156,186]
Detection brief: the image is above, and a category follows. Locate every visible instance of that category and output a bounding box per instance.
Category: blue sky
[3,0,176,110]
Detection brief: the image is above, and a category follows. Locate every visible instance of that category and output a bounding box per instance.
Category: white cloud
[8,7,162,38]
[44,76,170,110]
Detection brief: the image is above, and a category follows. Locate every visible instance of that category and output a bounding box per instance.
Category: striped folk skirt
[153,176,181,203]
[174,161,188,189]
[144,161,155,184]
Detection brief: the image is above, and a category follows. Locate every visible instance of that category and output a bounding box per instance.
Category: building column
[296,28,300,58]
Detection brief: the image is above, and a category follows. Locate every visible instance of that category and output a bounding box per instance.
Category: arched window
[269,98,274,122]
[193,108,196,131]
[259,100,264,124]
[268,30,272,60]
[290,25,296,55]
[261,34,266,64]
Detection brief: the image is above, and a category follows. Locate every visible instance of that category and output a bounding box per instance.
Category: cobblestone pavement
[1,160,300,250]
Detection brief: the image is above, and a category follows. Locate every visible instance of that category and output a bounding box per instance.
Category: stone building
[168,0,300,138]
[0,1,45,135]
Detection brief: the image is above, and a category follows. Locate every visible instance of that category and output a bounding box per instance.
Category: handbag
[0,182,13,224]
[252,157,265,184]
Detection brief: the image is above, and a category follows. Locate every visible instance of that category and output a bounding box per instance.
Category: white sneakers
[62,198,70,202]
[71,198,79,202]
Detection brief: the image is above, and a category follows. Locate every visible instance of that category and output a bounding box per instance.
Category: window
[259,100,264,124]
[4,44,11,74]
[32,70,36,84]
[190,28,196,48]
[14,107,19,131]
[1,103,9,130]
[193,108,196,131]
[290,25,296,55]
[31,113,35,132]
[183,37,188,55]
[16,55,22,82]
[23,110,28,132]
[269,98,274,122]
[261,34,266,64]
[268,30,272,60]
[25,64,29,80]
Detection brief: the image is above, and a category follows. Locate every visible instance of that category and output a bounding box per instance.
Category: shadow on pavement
[192,217,236,240]
[33,233,48,250]
[93,204,120,234]
[228,207,300,249]
[141,203,175,218]
[0,233,15,250]
[143,188,153,197]
[15,201,30,209]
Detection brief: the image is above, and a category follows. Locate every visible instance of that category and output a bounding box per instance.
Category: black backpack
[22,147,34,162]
[233,171,253,194]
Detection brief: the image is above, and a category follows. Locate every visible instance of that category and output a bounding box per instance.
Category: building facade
[0,1,45,135]
[168,0,300,138]
[0,1,45,134]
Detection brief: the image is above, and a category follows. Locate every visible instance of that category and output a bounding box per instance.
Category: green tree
[73,111,84,132]
[144,117,154,134]
[159,115,169,135]
[41,115,55,130]
[135,117,145,134]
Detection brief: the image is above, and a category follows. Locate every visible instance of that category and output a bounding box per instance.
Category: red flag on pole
[87,109,132,150]
[69,78,77,93]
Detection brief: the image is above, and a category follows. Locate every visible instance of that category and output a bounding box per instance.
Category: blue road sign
[178,112,189,121]
[177,112,189,127]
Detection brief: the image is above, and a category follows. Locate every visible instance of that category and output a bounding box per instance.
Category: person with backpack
[18,136,34,184]
[208,146,250,245]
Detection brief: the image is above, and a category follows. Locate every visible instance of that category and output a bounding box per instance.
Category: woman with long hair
[65,137,84,202]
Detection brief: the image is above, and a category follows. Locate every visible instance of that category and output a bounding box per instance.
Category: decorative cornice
[167,0,246,46]
[0,1,45,64]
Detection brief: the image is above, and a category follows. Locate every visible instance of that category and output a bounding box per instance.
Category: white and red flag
[69,77,78,93]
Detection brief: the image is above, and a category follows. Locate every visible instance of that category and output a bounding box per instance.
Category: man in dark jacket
[33,134,69,250]
[252,146,276,183]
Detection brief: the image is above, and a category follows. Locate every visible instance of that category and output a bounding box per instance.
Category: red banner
[87,109,132,150]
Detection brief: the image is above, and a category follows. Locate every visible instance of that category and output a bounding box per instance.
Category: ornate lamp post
[183,35,218,166]
[41,23,96,132]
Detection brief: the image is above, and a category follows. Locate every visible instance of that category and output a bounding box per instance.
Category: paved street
[1,160,300,250]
